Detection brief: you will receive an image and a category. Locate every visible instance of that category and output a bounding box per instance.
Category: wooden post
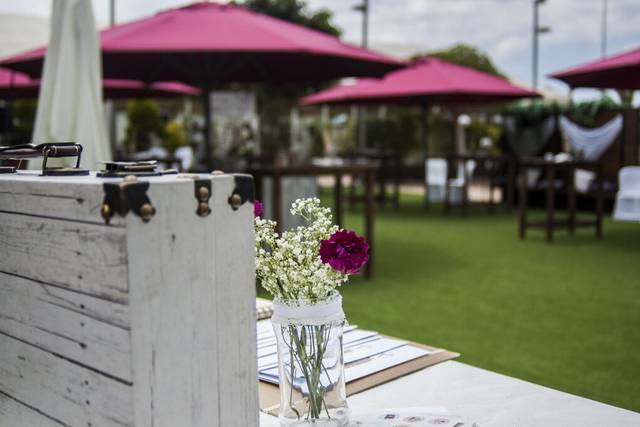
[254,172,263,202]
[364,169,374,279]
[421,102,429,208]
[334,173,343,228]
[595,162,604,238]
[393,157,401,211]
[444,156,451,215]
[507,156,516,211]
[378,157,386,208]
[488,157,496,213]
[519,163,528,240]
[462,158,469,216]
[568,164,576,236]
[545,163,555,243]
[272,173,282,234]
[348,172,357,211]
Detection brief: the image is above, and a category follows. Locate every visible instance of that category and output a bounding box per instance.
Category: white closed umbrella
[31,0,110,169]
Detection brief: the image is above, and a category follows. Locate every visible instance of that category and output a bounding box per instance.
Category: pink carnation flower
[254,200,263,218]
[319,230,369,274]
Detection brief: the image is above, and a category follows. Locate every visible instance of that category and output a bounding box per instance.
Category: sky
[1,0,639,100]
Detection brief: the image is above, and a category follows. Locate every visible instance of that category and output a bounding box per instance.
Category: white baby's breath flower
[254,197,348,301]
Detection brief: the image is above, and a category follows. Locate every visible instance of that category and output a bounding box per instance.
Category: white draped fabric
[559,115,623,193]
[31,0,110,170]
[503,116,556,157]
[559,115,623,161]
[613,166,640,222]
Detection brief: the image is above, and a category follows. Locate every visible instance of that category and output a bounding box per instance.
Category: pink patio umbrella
[301,57,538,161]
[0,1,403,167]
[0,67,199,100]
[301,57,537,106]
[550,47,640,90]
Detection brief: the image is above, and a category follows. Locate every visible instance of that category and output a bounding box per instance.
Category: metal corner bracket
[228,174,254,210]
[100,178,155,224]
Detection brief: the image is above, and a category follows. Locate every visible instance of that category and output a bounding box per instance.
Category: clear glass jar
[271,292,349,427]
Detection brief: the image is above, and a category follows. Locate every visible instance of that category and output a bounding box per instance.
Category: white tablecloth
[259,360,639,426]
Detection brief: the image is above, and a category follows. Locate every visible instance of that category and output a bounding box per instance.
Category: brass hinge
[100,176,155,224]
[194,179,212,217]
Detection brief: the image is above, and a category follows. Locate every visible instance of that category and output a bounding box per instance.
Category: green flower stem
[286,324,333,421]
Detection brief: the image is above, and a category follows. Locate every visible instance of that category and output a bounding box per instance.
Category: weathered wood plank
[211,175,259,427]
[0,333,133,427]
[127,177,221,427]
[0,212,128,303]
[0,174,258,427]
[0,392,67,427]
[0,173,124,226]
[0,272,132,382]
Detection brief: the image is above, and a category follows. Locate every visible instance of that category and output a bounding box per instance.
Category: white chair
[426,158,475,204]
[613,166,640,222]
[426,158,448,202]
[450,160,477,187]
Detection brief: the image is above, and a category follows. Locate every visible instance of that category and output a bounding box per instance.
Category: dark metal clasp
[101,176,155,224]
[228,174,254,210]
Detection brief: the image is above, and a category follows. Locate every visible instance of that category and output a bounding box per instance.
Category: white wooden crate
[0,172,258,427]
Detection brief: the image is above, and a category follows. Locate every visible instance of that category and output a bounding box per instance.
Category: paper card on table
[343,337,408,365]
[259,343,429,382]
[349,408,474,427]
[258,331,382,368]
[258,354,279,370]
[258,344,278,359]
[257,319,273,336]
[258,372,279,385]
[257,338,277,349]
[342,328,378,345]
[258,366,280,378]
[345,345,430,382]
[258,325,375,357]
[258,335,402,371]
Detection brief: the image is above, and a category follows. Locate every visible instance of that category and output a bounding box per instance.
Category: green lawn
[262,192,640,412]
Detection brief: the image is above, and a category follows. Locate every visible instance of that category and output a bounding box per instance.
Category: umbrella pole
[421,102,429,208]
[201,82,213,170]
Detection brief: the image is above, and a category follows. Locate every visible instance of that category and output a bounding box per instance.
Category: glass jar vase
[271,292,349,427]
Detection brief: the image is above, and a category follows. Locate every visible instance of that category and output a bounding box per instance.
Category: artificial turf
[260,192,640,412]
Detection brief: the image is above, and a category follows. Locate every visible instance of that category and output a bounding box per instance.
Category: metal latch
[100,176,155,224]
[0,142,88,176]
[97,160,178,178]
[0,166,16,174]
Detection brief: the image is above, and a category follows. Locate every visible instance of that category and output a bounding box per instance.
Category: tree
[125,99,165,153]
[414,43,506,78]
[240,0,341,36]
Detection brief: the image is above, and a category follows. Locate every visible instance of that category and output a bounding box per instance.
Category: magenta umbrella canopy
[301,57,538,106]
[0,2,402,168]
[0,2,403,168]
[0,67,199,100]
[550,47,640,90]
[0,2,402,83]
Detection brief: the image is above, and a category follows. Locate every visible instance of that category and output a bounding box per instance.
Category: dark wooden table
[518,158,604,242]
[443,154,516,215]
[250,164,376,279]
[347,154,401,211]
